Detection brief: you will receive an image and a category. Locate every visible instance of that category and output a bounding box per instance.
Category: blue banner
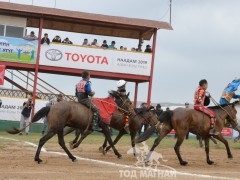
[0,36,38,64]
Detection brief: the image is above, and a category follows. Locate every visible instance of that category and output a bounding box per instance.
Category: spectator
[131,48,136,51]
[0,98,2,107]
[124,47,127,51]
[42,98,54,136]
[101,40,108,49]
[120,46,124,50]
[19,97,34,135]
[137,44,142,52]
[91,39,99,47]
[41,33,50,45]
[62,37,73,44]
[145,45,152,53]
[156,104,163,118]
[52,35,61,43]
[185,102,190,109]
[82,38,90,46]
[108,41,116,49]
[166,107,170,111]
[23,31,38,40]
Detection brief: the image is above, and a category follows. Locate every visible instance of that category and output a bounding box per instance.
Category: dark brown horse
[7,91,133,163]
[64,107,159,156]
[137,101,240,165]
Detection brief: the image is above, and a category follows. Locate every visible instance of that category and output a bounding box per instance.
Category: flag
[0,65,6,85]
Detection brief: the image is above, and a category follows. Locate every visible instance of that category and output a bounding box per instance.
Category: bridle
[210,96,238,127]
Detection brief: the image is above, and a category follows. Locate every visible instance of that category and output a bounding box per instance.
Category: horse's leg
[214,134,233,159]
[204,137,214,165]
[174,134,188,166]
[198,136,203,148]
[63,127,75,136]
[57,130,77,162]
[210,136,217,144]
[105,130,126,153]
[130,131,138,156]
[101,122,122,158]
[70,129,82,148]
[99,137,108,154]
[34,130,56,163]
[73,130,93,149]
[146,126,171,162]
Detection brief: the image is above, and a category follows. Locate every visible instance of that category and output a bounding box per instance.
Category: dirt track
[0,136,240,180]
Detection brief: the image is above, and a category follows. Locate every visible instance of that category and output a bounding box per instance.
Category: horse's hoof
[180,161,188,166]
[228,155,233,159]
[72,157,77,162]
[35,158,43,164]
[117,155,122,159]
[99,146,103,152]
[207,160,214,165]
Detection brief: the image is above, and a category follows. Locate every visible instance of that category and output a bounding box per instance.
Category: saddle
[92,97,118,124]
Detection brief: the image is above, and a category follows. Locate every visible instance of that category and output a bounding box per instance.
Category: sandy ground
[0,136,240,180]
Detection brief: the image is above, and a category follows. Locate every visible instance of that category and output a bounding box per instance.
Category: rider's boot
[209,118,219,136]
[92,112,102,131]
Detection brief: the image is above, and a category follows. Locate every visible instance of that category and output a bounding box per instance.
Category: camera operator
[19,97,34,135]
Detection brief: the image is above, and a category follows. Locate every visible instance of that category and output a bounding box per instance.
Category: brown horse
[7,91,133,163]
[64,107,159,156]
[137,101,240,165]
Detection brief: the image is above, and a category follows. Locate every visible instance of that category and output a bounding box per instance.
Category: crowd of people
[23,31,152,53]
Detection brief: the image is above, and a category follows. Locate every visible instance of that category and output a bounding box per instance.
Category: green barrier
[0,120,43,132]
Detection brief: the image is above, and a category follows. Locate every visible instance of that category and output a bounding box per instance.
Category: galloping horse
[137,101,240,165]
[7,91,133,163]
[64,106,159,156]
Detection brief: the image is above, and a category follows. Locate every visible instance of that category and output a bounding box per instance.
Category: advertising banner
[0,36,38,64]
[221,128,232,137]
[0,97,47,123]
[0,65,5,85]
[40,44,152,76]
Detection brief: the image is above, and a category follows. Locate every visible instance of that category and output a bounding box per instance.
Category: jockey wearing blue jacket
[220,78,240,105]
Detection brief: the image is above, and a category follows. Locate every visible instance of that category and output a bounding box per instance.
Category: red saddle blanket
[92,97,118,124]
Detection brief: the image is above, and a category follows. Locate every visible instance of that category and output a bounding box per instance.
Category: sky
[1,0,240,104]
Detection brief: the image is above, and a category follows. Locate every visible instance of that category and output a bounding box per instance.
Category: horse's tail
[7,106,51,134]
[135,111,173,143]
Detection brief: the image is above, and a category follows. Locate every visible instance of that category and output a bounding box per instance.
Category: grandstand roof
[0,2,172,40]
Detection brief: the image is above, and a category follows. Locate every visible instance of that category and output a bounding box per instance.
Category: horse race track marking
[0,136,238,180]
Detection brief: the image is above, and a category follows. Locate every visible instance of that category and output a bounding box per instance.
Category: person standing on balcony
[19,97,34,135]
[41,33,50,45]
[23,31,38,40]
[108,41,116,49]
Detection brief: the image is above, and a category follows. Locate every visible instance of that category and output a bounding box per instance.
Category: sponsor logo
[119,142,177,179]
[45,49,63,61]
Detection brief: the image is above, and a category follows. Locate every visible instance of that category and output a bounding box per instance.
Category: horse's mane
[208,101,239,110]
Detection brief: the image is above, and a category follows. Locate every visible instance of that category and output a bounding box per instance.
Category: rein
[210,96,237,123]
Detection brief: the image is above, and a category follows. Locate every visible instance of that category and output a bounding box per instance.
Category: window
[0,24,4,36]
[5,25,24,38]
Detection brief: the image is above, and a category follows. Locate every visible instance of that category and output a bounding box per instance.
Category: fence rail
[0,89,77,101]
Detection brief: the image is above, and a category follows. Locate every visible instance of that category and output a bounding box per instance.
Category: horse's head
[136,106,159,126]
[224,101,239,130]
[109,90,135,115]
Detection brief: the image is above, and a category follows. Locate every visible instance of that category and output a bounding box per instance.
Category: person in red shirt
[194,79,219,135]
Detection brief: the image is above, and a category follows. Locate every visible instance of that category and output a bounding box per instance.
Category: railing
[0,88,77,101]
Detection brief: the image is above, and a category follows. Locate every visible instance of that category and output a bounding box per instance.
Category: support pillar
[32,17,43,116]
[134,82,139,108]
[147,29,157,106]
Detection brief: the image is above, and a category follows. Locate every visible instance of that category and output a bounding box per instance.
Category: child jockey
[194,79,219,135]
[220,78,240,105]
[117,80,127,95]
[116,79,129,133]
[76,70,102,131]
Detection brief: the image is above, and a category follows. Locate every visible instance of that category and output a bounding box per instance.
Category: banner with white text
[40,44,152,76]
